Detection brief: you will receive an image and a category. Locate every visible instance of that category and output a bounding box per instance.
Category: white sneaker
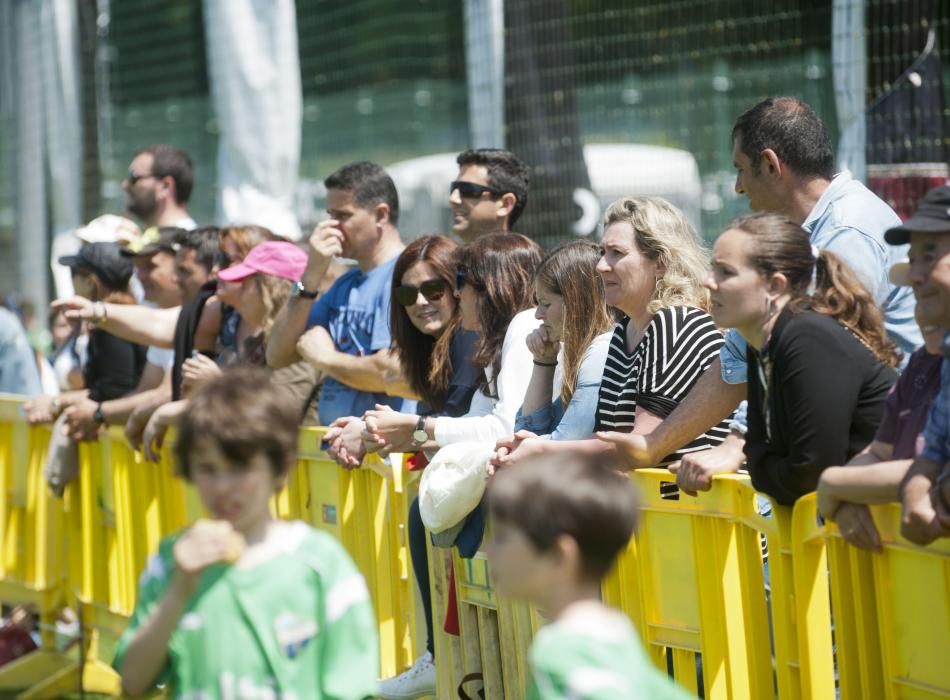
[378,651,437,699]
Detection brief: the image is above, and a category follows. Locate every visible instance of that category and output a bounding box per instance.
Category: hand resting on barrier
[125,401,159,447]
[24,394,61,424]
[142,400,188,462]
[325,416,367,469]
[180,354,222,395]
[667,430,746,496]
[360,404,416,453]
[63,397,104,441]
[490,430,546,474]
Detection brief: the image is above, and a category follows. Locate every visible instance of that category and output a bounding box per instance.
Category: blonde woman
[496,197,731,470]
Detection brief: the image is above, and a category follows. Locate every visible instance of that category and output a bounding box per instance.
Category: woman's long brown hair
[390,235,462,410]
[535,240,614,407]
[457,233,543,397]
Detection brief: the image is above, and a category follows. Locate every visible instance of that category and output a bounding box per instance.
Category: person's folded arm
[513,400,557,437]
[308,347,400,395]
[634,358,745,465]
[547,336,609,441]
[819,459,911,508]
[435,319,537,446]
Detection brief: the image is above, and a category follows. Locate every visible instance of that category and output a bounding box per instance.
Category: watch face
[412,429,428,444]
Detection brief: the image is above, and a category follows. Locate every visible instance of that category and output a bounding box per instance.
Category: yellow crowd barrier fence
[0,393,948,699]
[0,395,421,698]
[428,470,950,700]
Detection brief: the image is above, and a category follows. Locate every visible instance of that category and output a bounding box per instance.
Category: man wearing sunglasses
[450,148,530,242]
[267,161,414,424]
[123,145,197,230]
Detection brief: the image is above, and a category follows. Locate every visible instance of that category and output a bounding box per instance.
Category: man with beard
[123,145,196,230]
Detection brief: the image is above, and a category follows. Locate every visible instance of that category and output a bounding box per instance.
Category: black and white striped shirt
[595,306,731,464]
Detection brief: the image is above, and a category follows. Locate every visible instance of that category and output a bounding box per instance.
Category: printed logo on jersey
[273,612,318,659]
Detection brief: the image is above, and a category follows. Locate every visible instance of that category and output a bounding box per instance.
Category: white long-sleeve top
[433,309,546,446]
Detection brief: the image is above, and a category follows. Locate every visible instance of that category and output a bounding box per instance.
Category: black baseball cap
[58,242,134,290]
[884,185,950,245]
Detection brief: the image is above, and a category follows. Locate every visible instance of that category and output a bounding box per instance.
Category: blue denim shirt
[723,171,921,432]
[515,331,612,440]
[0,308,42,396]
[922,359,950,465]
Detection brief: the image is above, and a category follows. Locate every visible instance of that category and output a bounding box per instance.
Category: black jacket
[745,308,897,505]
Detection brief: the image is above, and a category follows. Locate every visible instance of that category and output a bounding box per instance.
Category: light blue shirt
[515,331,612,440]
[922,359,950,465]
[723,171,921,432]
[306,255,415,424]
[0,308,42,396]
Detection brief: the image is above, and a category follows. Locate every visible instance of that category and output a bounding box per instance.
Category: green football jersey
[114,520,379,700]
[526,605,692,700]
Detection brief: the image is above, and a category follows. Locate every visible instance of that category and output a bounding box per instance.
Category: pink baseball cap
[217,241,308,283]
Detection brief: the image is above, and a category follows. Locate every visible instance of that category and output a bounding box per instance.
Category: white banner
[203,0,303,239]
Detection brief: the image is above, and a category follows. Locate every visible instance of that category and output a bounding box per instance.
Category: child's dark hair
[173,368,299,481]
[487,453,639,582]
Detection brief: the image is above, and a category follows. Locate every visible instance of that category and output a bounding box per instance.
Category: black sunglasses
[126,170,158,186]
[450,180,504,200]
[394,279,450,307]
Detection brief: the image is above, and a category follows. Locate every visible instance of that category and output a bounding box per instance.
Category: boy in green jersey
[485,454,692,700]
[115,369,380,699]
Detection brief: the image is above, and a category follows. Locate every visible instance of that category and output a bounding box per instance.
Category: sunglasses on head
[450,180,504,200]
[126,170,158,186]
[394,279,450,307]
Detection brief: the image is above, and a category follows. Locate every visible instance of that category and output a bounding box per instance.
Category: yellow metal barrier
[0,402,422,697]
[603,470,781,699]
[0,396,68,694]
[295,429,421,678]
[805,497,950,700]
[2,393,949,700]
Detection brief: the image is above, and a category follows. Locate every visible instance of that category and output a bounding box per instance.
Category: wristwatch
[291,281,320,300]
[411,416,428,447]
[93,403,105,424]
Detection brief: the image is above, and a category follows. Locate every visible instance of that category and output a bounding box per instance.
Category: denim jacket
[515,331,612,440]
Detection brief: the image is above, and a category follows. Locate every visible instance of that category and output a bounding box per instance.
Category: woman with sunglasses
[326,235,481,465]
[325,236,482,697]
[361,232,543,453]
[364,232,541,699]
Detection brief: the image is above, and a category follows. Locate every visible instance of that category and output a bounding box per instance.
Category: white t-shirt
[434,308,542,446]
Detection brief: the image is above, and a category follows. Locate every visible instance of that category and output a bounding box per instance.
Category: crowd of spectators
[1,95,948,699]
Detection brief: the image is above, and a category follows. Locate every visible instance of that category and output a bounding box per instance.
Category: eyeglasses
[450,180,504,200]
[394,279,450,307]
[126,170,158,186]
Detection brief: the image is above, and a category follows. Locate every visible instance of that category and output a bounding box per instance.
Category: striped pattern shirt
[595,306,731,464]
